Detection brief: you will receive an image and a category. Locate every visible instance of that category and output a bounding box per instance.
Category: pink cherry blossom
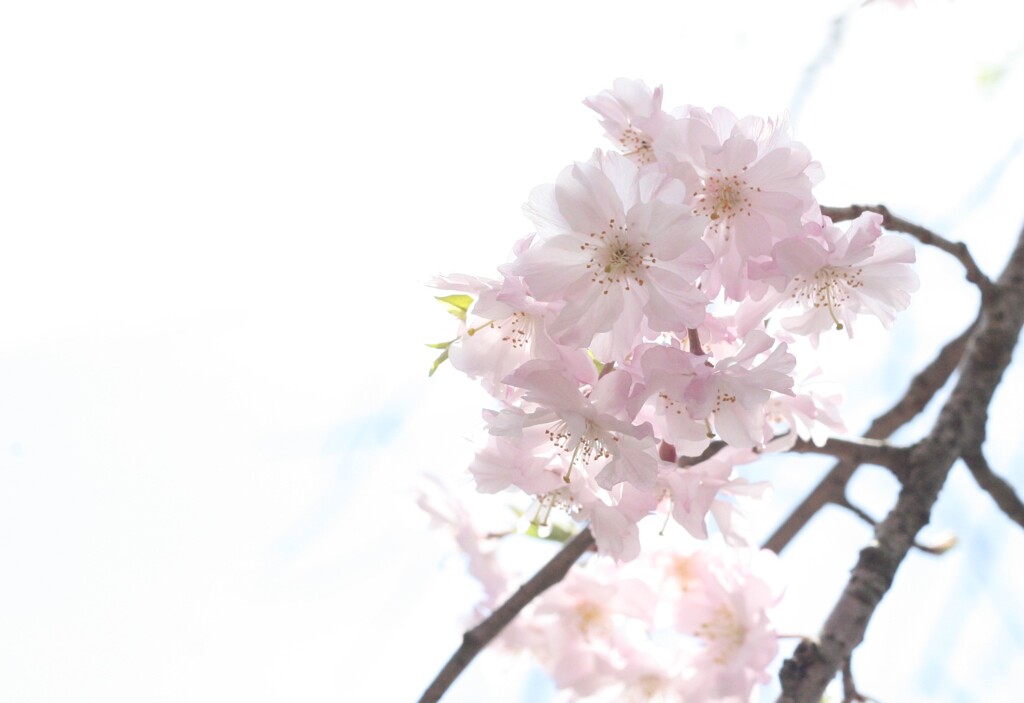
[661,451,770,541]
[685,331,797,447]
[626,343,714,454]
[468,435,566,495]
[495,360,660,491]
[415,476,512,609]
[509,150,711,362]
[764,376,847,449]
[584,78,675,165]
[527,563,659,693]
[578,483,659,561]
[746,212,919,343]
[673,545,783,700]
[656,108,822,300]
[433,257,591,400]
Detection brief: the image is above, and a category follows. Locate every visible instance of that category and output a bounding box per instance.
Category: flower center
[695,604,748,664]
[792,265,865,330]
[618,126,655,164]
[582,218,655,293]
[671,555,697,592]
[692,170,757,225]
[635,674,672,701]
[545,419,614,483]
[486,311,532,349]
[574,600,609,636]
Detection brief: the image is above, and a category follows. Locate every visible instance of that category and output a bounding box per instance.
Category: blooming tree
[417,78,1024,703]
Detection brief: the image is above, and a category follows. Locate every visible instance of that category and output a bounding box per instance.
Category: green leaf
[436,294,473,311]
[426,340,453,350]
[435,294,474,321]
[428,347,450,377]
[523,521,576,544]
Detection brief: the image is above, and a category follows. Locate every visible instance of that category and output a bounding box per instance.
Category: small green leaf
[435,294,474,321]
[523,522,576,544]
[436,294,473,311]
[428,347,450,377]
[426,340,453,350]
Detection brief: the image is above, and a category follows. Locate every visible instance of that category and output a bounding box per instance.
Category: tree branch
[833,496,878,528]
[762,315,976,554]
[963,449,1024,530]
[420,213,996,703]
[778,220,1024,702]
[417,527,596,703]
[821,204,993,296]
[677,439,727,467]
[782,436,909,476]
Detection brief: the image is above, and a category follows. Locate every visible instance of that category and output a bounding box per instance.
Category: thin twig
[963,449,1024,530]
[841,656,873,703]
[833,496,957,556]
[677,439,727,467]
[821,204,994,296]
[833,496,878,528]
[417,528,596,703]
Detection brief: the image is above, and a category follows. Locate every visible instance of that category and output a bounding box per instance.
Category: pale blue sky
[1,1,1022,702]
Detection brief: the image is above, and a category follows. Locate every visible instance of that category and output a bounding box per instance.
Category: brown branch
[783,436,909,476]
[963,449,1024,530]
[778,220,1024,703]
[762,315,976,553]
[833,496,878,528]
[677,439,727,467]
[417,527,595,703]
[681,434,903,470]
[821,204,993,296]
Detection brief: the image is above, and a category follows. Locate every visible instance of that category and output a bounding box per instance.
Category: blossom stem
[687,327,705,356]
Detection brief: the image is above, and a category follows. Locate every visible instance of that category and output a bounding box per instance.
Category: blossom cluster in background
[425,79,920,699]
[420,479,784,702]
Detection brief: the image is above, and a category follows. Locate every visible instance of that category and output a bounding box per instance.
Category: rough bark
[778,221,1024,702]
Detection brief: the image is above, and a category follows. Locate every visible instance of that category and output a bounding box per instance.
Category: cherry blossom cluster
[425,80,921,702]
[517,545,783,702]
[419,481,784,702]
[431,78,919,562]
[520,544,782,703]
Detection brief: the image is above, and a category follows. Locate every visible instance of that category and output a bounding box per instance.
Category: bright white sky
[1,1,1022,701]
